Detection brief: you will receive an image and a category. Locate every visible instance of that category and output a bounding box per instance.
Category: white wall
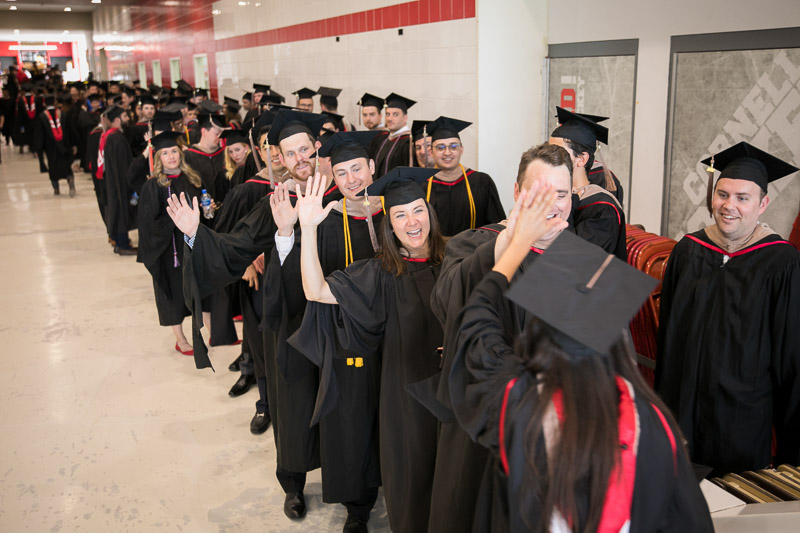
[477,0,549,210]
[548,0,800,232]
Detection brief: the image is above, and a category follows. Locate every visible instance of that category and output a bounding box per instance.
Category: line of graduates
[9,73,798,532]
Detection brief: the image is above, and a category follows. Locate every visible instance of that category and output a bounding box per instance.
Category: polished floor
[0,144,389,532]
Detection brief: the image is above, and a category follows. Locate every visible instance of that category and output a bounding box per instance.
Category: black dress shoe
[250,411,271,434]
[343,514,368,533]
[228,374,255,397]
[283,491,306,519]
[228,353,244,372]
[116,247,138,256]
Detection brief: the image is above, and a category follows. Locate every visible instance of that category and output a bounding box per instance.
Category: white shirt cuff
[275,230,295,265]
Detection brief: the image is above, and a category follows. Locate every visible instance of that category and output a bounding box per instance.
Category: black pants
[276,468,306,494]
[344,486,379,522]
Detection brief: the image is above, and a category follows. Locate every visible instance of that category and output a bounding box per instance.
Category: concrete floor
[0,144,390,532]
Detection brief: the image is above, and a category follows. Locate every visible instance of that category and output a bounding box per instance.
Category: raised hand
[494,188,528,263]
[269,182,298,237]
[510,181,567,249]
[296,172,335,230]
[166,192,200,238]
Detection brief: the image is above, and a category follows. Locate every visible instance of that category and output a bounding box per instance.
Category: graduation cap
[252,83,270,94]
[161,102,187,114]
[186,101,198,111]
[121,86,137,97]
[111,95,123,105]
[200,114,227,130]
[220,128,249,145]
[176,79,193,94]
[358,92,384,109]
[166,96,187,106]
[321,111,345,130]
[132,79,140,86]
[262,89,286,105]
[104,106,126,122]
[293,87,317,100]
[242,91,253,101]
[87,80,100,88]
[109,80,120,87]
[359,166,438,210]
[317,86,341,108]
[505,230,657,356]
[138,95,157,107]
[87,94,104,103]
[384,93,416,112]
[701,141,798,194]
[223,96,240,112]
[153,110,181,132]
[194,88,208,98]
[197,99,222,114]
[151,130,184,152]
[267,110,327,146]
[319,130,381,167]
[253,110,277,138]
[148,84,162,94]
[44,94,56,107]
[411,120,431,142]
[427,116,471,142]
[551,106,609,147]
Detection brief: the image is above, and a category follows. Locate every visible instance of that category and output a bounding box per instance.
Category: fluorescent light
[64,7,71,11]
[10,5,17,9]
[91,0,101,4]
[10,45,59,51]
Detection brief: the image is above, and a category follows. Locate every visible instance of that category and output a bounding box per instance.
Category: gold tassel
[705,155,716,216]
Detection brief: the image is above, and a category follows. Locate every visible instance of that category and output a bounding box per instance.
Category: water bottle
[200,189,214,219]
[129,192,139,206]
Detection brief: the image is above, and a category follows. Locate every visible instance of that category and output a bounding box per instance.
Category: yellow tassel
[347,358,354,366]
[355,358,363,367]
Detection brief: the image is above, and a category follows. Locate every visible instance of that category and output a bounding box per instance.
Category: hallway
[0,144,389,532]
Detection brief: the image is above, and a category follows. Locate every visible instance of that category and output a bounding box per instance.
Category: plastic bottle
[130,192,139,206]
[200,189,214,219]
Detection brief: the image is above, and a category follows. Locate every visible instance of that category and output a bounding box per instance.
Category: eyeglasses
[433,142,462,153]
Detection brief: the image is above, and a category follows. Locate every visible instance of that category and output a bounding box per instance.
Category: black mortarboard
[198,99,222,114]
[166,96,187,106]
[44,95,56,106]
[700,141,798,194]
[358,92,384,109]
[319,130,380,167]
[104,106,125,122]
[176,79,193,94]
[132,79,140,85]
[262,89,286,105]
[220,129,249,145]
[201,114,226,129]
[427,116,471,142]
[194,88,208,97]
[551,106,609,146]
[252,83,270,94]
[109,80,120,87]
[87,80,100,88]
[186,101,198,111]
[151,130,183,152]
[294,87,317,100]
[153,110,181,132]
[148,84,161,93]
[121,86,136,97]
[384,93,416,112]
[242,92,253,101]
[161,102,186,113]
[317,86,341,108]
[267,110,327,146]
[359,166,438,210]
[111,95,123,105]
[506,231,657,356]
[411,120,431,142]
[253,110,276,138]
[223,96,240,112]
[321,111,345,131]
[87,94,104,102]
[138,95,156,106]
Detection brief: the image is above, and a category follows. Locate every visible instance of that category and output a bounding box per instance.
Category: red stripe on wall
[98,0,475,100]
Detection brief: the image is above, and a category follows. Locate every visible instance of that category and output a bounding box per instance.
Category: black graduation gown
[0,96,14,140]
[31,109,74,182]
[86,127,106,227]
[212,167,235,205]
[13,95,37,148]
[429,224,543,533]
[276,208,384,504]
[427,169,505,236]
[137,174,202,325]
[187,121,201,145]
[124,153,150,196]
[77,109,101,171]
[453,271,713,532]
[61,104,80,161]
[291,256,442,532]
[655,229,800,475]
[102,130,136,234]
[573,185,627,260]
[242,108,259,127]
[126,121,150,154]
[184,145,226,200]
[214,177,274,381]
[368,130,413,180]
[587,166,624,207]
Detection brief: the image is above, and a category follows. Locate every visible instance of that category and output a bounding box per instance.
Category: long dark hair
[378,200,447,276]
[516,318,684,533]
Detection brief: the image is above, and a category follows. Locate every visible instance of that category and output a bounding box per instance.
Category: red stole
[96,128,120,180]
[44,109,63,142]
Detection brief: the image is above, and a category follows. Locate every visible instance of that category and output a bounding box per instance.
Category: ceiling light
[10,5,17,9]
[91,0,101,4]
[64,7,71,11]
[10,45,59,51]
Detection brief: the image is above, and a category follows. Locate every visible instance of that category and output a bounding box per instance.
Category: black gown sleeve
[451,270,524,449]
[478,172,506,226]
[770,254,800,466]
[574,203,621,256]
[654,239,685,392]
[136,179,174,291]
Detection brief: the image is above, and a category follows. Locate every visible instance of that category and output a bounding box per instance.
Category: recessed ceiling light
[64,7,71,11]
[91,0,101,3]
[10,5,17,9]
